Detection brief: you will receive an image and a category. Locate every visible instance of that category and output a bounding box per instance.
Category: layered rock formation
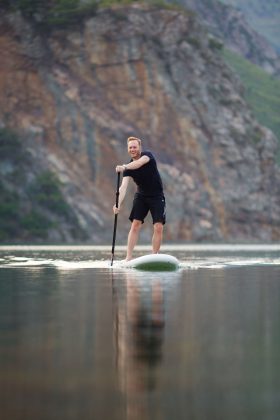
[173,0,280,77]
[0,5,280,243]
[219,0,280,52]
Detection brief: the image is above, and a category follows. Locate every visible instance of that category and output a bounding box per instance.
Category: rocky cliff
[1,4,280,243]
[219,0,280,52]
[172,0,280,77]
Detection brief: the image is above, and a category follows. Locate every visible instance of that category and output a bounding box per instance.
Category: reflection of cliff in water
[112,272,166,396]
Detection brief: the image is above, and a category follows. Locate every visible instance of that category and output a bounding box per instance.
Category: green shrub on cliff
[28,171,71,217]
[0,183,21,241]
[0,128,24,162]
[2,0,184,27]
[47,0,98,26]
[2,0,98,27]
[0,181,51,241]
[0,127,84,242]
[20,211,53,238]
[97,0,181,8]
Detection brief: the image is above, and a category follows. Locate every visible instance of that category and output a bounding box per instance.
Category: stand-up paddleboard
[121,254,179,271]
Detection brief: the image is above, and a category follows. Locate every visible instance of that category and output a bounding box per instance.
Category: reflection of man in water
[132,282,164,368]
[112,273,165,397]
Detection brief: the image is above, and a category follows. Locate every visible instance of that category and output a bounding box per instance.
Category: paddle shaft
[111,172,121,266]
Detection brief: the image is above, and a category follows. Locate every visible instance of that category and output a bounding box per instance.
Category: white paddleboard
[121,254,179,271]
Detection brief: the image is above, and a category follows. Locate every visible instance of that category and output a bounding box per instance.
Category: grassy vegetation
[2,0,185,28]
[100,0,183,8]
[222,48,280,158]
[2,0,98,28]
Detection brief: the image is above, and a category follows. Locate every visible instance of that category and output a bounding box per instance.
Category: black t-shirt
[123,151,163,197]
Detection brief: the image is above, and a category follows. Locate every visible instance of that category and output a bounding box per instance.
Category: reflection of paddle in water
[112,271,165,402]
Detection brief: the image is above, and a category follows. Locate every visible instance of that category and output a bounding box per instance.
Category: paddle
[110,172,121,266]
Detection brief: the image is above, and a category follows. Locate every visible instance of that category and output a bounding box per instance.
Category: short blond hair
[127,136,142,146]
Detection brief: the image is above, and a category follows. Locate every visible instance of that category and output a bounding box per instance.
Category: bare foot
[120,258,132,263]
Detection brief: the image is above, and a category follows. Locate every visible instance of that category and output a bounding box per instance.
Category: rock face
[0,5,280,243]
[174,0,280,77]
[219,0,280,52]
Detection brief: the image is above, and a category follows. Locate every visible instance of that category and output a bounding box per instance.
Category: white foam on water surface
[1,254,280,270]
[1,257,111,270]
[2,258,54,267]
[52,260,110,270]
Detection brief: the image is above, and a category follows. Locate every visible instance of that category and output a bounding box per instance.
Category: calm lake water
[0,245,280,420]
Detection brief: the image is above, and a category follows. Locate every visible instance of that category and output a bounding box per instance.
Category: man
[113,136,166,261]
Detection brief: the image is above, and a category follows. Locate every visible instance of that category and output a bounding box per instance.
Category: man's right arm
[113,176,130,214]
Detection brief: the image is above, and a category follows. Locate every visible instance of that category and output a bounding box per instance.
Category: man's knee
[154,222,163,235]
[131,220,142,232]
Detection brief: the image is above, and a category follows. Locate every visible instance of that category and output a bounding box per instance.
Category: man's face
[127,140,141,159]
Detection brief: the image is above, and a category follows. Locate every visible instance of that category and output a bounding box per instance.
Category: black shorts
[129,194,166,225]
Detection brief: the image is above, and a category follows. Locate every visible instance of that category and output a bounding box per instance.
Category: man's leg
[126,219,142,261]
[152,222,163,254]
